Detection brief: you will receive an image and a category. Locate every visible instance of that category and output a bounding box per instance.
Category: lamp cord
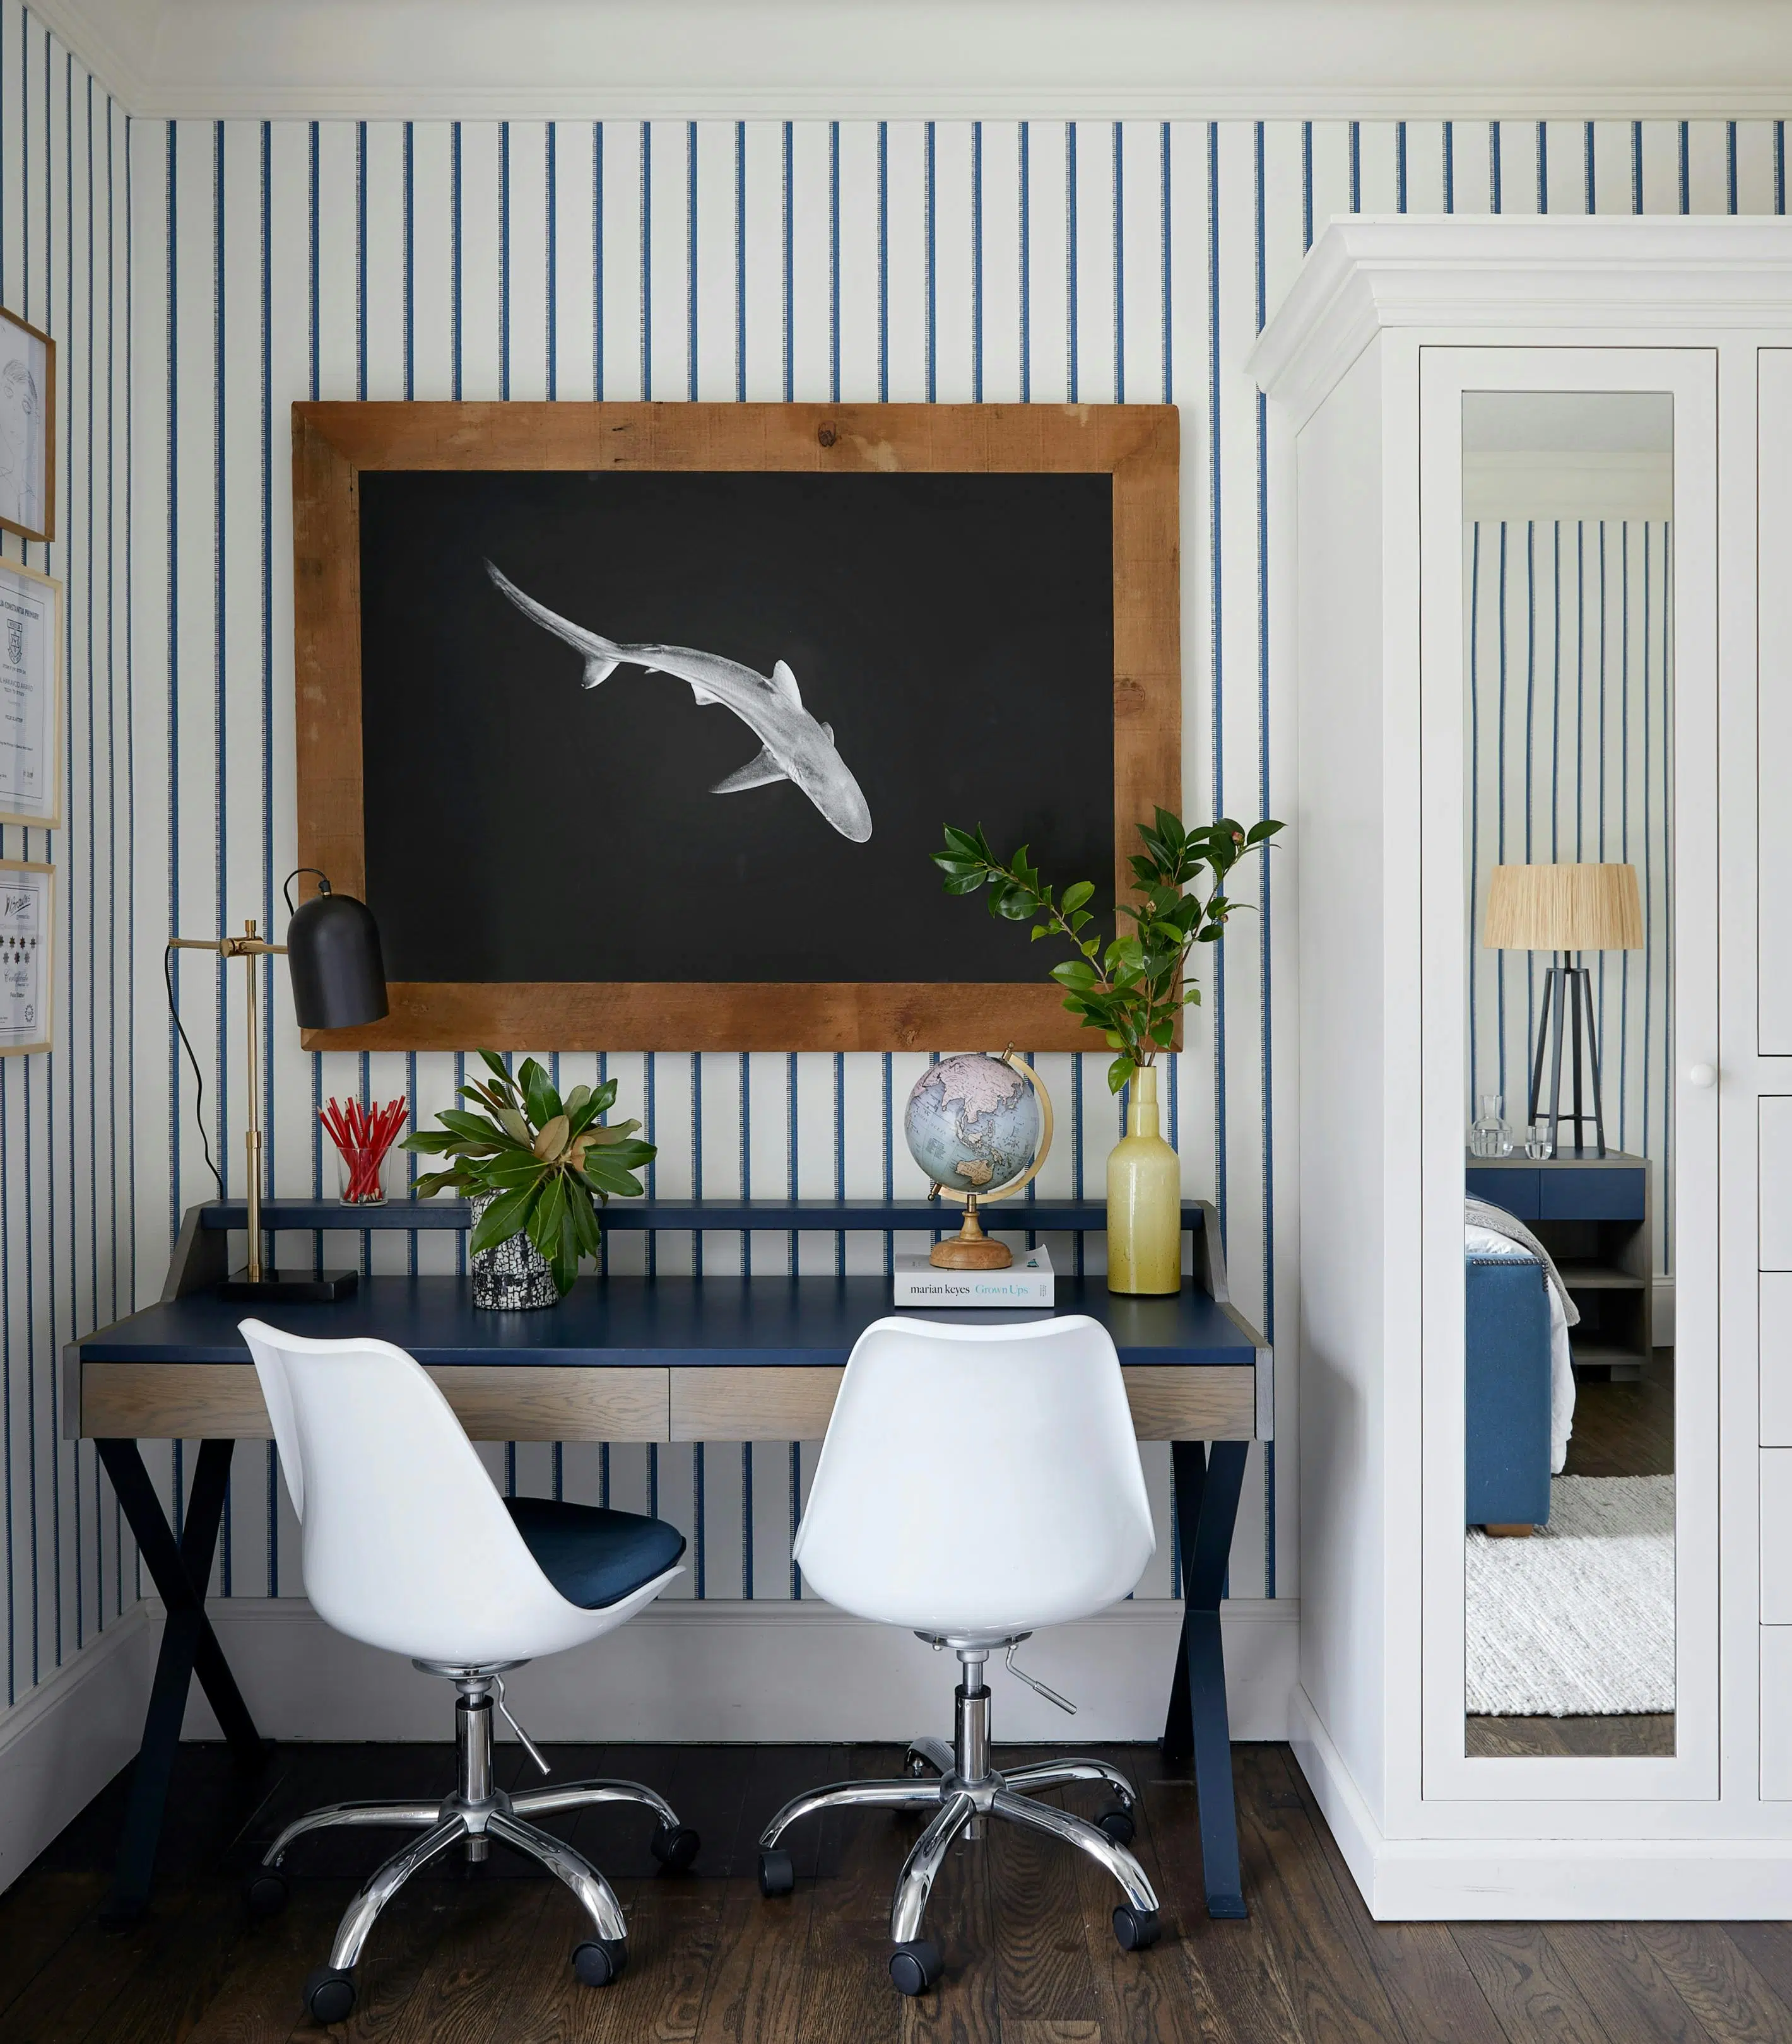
[163,942,226,1199]
[282,866,329,916]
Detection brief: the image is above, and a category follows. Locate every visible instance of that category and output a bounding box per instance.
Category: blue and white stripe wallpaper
[0,8,129,1711]
[2,76,1784,1711]
[1467,517,1675,1274]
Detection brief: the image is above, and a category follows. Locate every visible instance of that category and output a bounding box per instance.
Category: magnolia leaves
[933,808,1283,1096]
[401,1050,656,1296]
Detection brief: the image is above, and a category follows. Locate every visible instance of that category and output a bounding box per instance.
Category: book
[892,1246,1054,1308]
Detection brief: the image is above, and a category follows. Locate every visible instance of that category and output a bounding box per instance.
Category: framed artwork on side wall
[0,860,52,1055]
[0,308,53,545]
[293,401,1181,1053]
[0,558,61,827]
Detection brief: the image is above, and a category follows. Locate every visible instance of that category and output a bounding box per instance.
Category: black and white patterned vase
[469,1192,560,1311]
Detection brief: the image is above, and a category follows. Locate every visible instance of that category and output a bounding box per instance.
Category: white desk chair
[237,1320,697,2026]
[757,1313,1162,1996]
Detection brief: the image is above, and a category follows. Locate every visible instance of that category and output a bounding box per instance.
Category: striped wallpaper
[2,62,1785,1713]
[1466,517,1675,1272]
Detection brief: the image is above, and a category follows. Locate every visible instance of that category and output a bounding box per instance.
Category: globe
[904,1052,1046,1199]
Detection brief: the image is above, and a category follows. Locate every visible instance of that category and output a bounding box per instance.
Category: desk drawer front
[81,1364,673,1443]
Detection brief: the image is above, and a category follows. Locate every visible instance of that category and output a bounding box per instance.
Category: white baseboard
[0,1607,157,1896]
[180,1596,1299,1746]
[1290,1687,1792,1918]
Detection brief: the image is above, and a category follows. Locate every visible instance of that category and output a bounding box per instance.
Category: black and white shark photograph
[357,468,1114,985]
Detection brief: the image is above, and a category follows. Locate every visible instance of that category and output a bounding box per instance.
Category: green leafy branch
[933,808,1283,1095]
[401,1050,656,1296]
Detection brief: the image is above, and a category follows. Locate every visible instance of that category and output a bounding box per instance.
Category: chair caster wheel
[889,1937,943,1996]
[1112,1904,1161,1952]
[302,1965,356,2025]
[651,1823,700,1875]
[1096,1806,1136,1847]
[572,1937,628,1987]
[245,1869,288,1917]
[758,1848,794,1897]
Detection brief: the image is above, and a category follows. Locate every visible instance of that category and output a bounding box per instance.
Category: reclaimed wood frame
[292,400,1181,1052]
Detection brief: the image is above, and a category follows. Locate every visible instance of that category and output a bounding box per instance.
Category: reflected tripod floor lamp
[1482,862,1644,1160]
[168,869,387,1301]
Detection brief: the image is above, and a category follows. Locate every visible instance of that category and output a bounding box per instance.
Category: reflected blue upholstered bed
[1465,1248,1553,1530]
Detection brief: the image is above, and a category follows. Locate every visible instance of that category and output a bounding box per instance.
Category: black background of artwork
[358,470,1116,983]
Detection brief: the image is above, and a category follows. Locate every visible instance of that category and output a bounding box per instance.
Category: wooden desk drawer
[80,1364,672,1443]
[668,1363,1258,1443]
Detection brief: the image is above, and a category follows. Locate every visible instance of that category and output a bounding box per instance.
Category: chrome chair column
[757,1638,1161,1997]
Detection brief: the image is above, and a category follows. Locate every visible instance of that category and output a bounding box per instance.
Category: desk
[69,1197,1268,1927]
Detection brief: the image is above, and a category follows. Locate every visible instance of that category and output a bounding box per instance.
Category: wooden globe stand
[928,1049,1054,1271]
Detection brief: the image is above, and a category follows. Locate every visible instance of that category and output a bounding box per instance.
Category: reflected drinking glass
[1524,1119,1552,1160]
[1470,1094,1506,1158]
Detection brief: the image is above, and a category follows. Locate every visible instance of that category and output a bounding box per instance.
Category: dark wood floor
[6,1736,1792,2042]
[1467,1346,1677,1761]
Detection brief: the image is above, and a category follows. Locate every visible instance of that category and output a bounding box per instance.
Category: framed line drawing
[0,307,53,545]
[0,860,53,1055]
[0,558,61,827]
[293,401,1181,1054]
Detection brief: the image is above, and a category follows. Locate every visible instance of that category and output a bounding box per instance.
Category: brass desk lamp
[169,869,388,1301]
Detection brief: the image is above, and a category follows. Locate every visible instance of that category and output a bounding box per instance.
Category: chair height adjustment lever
[1005,1644,1076,1714]
[492,1676,551,1775]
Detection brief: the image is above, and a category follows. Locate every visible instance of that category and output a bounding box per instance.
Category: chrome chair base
[249,1665,699,2026]
[757,1642,1162,1997]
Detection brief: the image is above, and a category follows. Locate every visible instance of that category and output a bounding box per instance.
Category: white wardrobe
[1253,217,1792,1918]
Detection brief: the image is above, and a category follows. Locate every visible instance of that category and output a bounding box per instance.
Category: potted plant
[932,808,1281,1295]
[403,1052,656,1308]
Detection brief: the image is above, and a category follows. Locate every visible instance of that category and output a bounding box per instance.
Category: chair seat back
[239,1319,657,1664]
[793,1314,1154,1636]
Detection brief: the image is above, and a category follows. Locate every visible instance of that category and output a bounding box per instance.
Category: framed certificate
[0,558,59,828]
[0,860,52,1055]
[0,307,53,544]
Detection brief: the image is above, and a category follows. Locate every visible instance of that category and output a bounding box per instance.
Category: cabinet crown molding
[1251,215,1792,424]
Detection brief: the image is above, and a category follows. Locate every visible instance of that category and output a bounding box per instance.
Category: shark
[485,560,873,844]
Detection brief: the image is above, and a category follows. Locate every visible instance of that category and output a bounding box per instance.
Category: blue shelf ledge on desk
[189,1195,1212,1236]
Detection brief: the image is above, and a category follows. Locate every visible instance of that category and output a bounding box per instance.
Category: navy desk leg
[95,1437,270,1926]
[1160,1438,1249,1920]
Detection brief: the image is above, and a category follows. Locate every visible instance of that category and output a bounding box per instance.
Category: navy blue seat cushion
[504,1497,687,1609]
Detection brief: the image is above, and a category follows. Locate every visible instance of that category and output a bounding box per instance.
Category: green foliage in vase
[401,1050,656,1295]
[933,808,1283,1096]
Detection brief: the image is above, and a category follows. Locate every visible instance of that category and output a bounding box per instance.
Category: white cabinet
[1253,216,1792,1920]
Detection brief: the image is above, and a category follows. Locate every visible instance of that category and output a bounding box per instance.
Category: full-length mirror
[1460,391,1675,1759]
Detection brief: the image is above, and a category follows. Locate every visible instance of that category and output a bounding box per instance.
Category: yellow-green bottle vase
[1105,1064,1182,1295]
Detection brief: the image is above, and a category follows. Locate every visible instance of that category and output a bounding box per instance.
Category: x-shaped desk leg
[95,1437,271,1926]
[1160,1438,1249,1919]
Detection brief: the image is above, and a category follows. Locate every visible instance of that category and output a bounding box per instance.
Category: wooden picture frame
[0,557,61,828]
[0,859,54,1055]
[293,401,1181,1053]
[0,307,54,546]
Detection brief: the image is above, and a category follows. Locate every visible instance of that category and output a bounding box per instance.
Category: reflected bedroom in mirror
[1460,391,1675,1760]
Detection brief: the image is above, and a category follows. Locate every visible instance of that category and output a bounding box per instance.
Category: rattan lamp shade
[1482,862,1644,952]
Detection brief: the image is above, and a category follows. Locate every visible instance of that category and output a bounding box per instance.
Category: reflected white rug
[1465,1476,1675,1716]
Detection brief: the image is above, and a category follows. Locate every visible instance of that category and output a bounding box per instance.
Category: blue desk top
[78,1274,1263,1369]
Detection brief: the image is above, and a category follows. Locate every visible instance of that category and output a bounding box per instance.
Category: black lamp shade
[287,884,389,1029]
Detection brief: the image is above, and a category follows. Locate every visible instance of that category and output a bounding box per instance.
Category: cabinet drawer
[1466,1168,1538,1216]
[1764,1277,1792,1445]
[1766,1629,1792,1799]
[1764,1451,1792,1624]
[1764,1100,1792,1269]
[1538,1168,1644,1221]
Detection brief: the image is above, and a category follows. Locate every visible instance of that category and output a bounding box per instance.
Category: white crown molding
[1250,215,1792,420]
[26,0,1792,122]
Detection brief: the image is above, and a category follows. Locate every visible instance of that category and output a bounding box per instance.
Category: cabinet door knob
[1688,1062,1718,1089]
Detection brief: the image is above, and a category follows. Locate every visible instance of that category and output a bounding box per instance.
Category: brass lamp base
[928,1199,1013,1271]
